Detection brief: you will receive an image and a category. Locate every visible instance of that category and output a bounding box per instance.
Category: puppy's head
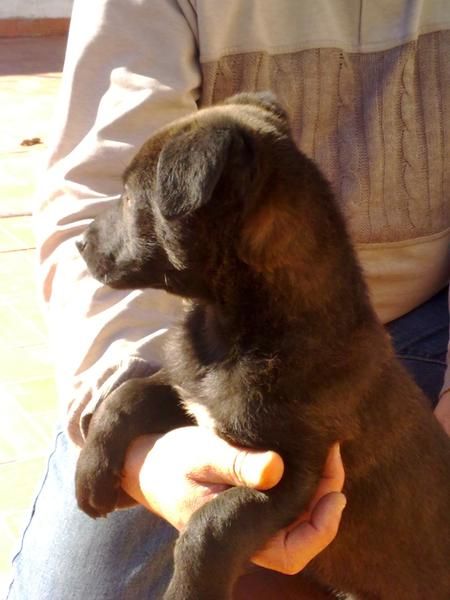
[77,92,339,300]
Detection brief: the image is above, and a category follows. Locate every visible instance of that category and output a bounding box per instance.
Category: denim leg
[386,287,449,408]
[7,430,176,600]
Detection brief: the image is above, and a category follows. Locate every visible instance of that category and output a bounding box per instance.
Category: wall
[0,0,74,19]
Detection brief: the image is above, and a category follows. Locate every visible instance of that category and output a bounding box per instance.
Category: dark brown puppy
[75,93,450,600]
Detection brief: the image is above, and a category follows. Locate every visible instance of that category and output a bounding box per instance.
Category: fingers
[322,443,345,482]
[190,431,284,490]
[252,491,347,574]
[304,443,345,517]
[283,492,346,574]
[251,443,346,574]
[122,427,285,511]
[434,391,450,436]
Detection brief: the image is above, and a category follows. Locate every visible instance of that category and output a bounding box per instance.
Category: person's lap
[7,287,448,599]
[386,286,448,407]
[7,429,177,599]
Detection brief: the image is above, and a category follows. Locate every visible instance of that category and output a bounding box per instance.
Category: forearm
[35,0,201,445]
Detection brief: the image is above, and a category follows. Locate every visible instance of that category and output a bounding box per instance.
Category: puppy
[75,93,450,599]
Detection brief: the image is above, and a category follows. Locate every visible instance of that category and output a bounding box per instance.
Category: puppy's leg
[234,568,338,600]
[163,476,318,600]
[76,371,190,518]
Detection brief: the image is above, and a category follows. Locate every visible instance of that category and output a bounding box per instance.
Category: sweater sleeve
[34,0,201,446]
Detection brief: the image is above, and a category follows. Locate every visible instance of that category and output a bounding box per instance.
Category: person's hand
[251,443,345,574]
[121,427,345,573]
[121,426,284,530]
[435,390,450,436]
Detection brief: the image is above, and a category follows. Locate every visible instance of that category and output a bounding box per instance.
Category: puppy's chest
[165,320,283,443]
[173,374,239,429]
[172,374,265,445]
[175,387,217,429]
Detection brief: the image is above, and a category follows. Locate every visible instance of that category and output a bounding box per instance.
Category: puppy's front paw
[75,442,122,519]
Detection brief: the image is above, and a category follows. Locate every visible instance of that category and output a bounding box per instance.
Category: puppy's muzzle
[76,237,88,255]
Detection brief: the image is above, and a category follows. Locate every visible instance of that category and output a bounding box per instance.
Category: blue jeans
[7,287,448,600]
[386,286,448,408]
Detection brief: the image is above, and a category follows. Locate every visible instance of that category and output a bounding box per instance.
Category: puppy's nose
[76,238,87,254]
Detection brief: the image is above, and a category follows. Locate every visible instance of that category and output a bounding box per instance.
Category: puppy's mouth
[90,258,169,290]
[78,246,180,293]
[76,231,187,294]
[76,242,118,284]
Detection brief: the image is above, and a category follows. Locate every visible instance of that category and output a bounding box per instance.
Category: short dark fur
[76,93,450,599]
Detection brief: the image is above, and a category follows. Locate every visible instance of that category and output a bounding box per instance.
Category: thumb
[192,435,284,490]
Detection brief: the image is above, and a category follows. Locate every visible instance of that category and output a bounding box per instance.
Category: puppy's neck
[191,255,373,364]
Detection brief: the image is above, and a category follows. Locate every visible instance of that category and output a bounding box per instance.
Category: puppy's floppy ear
[155,126,234,220]
[239,193,309,273]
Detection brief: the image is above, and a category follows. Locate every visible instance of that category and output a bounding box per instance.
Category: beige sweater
[35,0,450,445]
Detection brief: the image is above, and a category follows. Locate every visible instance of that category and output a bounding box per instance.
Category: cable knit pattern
[200,30,450,244]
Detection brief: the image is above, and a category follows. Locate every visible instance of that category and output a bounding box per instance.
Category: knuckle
[281,559,303,576]
[232,450,249,485]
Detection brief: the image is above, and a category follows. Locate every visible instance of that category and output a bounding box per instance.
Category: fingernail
[241,452,284,489]
[336,493,347,513]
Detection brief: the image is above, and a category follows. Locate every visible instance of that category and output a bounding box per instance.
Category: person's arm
[434,287,450,435]
[35,0,201,445]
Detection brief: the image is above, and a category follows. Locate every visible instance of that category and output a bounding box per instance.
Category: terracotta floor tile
[4,378,57,415]
[0,216,36,251]
[0,458,47,513]
[0,151,45,216]
[3,290,48,337]
[0,36,66,589]
[0,73,61,158]
[0,343,54,383]
[0,301,46,347]
[33,412,58,442]
[3,508,31,542]
[0,250,37,296]
[0,391,52,463]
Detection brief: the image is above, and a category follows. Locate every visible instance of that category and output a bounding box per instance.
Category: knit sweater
[35,0,450,444]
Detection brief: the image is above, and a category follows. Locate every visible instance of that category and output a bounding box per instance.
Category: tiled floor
[0,35,67,597]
